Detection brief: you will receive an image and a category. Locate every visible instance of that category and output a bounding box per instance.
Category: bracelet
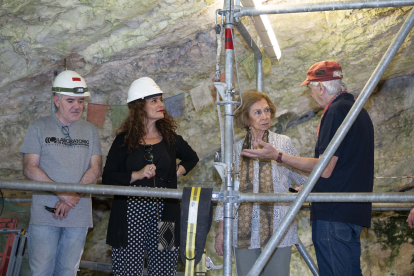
[216,231,223,237]
[276,152,283,163]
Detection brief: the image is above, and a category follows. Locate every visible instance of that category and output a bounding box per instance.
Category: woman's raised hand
[130,164,157,183]
[241,139,278,160]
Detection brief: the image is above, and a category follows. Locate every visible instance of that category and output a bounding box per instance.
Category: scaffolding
[0,180,414,275]
[217,0,414,275]
[2,0,414,275]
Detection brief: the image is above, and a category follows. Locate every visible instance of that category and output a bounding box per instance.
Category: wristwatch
[276,152,283,163]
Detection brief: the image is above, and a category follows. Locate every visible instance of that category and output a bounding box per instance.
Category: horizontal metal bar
[0,179,184,199]
[0,179,223,201]
[0,229,22,234]
[3,196,413,210]
[236,0,414,17]
[4,198,33,203]
[300,202,414,211]
[2,180,414,204]
[238,192,414,203]
[217,100,241,106]
[79,261,112,272]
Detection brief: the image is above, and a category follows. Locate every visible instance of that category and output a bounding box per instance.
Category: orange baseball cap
[301,61,343,86]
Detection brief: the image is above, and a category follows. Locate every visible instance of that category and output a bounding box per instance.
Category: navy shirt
[311,93,374,227]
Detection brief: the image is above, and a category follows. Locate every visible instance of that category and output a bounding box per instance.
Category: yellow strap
[194,250,207,275]
[185,187,201,276]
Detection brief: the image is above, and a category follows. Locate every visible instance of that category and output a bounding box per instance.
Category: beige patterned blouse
[214,131,307,248]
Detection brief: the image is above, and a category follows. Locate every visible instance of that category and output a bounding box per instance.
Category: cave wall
[1,0,414,275]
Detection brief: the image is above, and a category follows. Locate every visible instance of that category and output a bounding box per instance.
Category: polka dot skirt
[112,196,179,276]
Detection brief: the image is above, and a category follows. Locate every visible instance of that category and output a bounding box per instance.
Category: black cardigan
[102,133,199,248]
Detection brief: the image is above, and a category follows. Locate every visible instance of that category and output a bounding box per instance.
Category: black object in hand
[288,187,298,193]
[44,206,56,213]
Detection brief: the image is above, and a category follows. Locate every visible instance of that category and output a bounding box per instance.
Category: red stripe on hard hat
[72,77,81,81]
[225,29,233,50]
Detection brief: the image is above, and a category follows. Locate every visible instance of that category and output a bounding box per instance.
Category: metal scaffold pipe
[2,179,414,204]
[301,202,414,211]
[236,0,414,17]
[295,239,319,276]
[223,0,236,274]
[234,21,262,59]
[233,20,263,91]
[3,195,414,210]
[256,58,263,92]
[246,7,414,276]
[0,179,183,199]
[238,192,414,203]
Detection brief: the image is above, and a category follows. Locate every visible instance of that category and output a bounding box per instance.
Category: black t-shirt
[311,93,374,227]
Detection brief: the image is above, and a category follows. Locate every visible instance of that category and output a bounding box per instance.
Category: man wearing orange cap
[242,61,374,276]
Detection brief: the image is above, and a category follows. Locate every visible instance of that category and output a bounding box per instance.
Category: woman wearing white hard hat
[103,77,199,275]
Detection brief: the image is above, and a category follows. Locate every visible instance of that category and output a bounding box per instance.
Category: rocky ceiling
[1,0,414,169]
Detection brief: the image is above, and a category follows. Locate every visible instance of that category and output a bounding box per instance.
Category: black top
[125,139,172,188]
[102,133,199,248]
[311,93,374,227]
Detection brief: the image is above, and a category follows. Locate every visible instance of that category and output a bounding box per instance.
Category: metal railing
[0,179,413,276]
[2,179,414,204]
[4,195,414,211]
[219,0,414,274]
[235,0,414,17]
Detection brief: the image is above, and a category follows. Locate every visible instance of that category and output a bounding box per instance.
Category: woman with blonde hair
[103,77,199,276]
[214,89,307,276]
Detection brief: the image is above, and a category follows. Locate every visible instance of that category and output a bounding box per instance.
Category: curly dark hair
[117,98,178,153]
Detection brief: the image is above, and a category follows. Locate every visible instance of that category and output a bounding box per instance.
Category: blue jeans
[28,224,88,276]
[312,220,363,276]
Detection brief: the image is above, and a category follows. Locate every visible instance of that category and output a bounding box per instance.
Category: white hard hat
[127,77,163,103]
[51,70,90,97]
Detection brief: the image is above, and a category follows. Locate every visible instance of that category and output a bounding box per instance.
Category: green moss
[372,211,414,267]
[0,168,23,179]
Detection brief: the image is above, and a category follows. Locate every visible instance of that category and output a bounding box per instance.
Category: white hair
[309,79,347,95]
[54,93,62,100]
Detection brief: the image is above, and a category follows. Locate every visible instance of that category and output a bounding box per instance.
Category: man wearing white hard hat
[20,70,102,275]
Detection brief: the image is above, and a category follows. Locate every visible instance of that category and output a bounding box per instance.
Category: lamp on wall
[240,0,282,61]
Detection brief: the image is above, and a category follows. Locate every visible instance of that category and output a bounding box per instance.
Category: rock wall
[1,0,414,275]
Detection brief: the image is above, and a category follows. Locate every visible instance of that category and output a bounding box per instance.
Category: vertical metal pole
[223,0,235,275]
[256,58,263,92]
[12,234,26,276]
[295,239,319,276]
[6,233,20,276]
[247,7,414,276]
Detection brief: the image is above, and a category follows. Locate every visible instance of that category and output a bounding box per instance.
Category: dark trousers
[312,220,363,276]
[112,197,178,276]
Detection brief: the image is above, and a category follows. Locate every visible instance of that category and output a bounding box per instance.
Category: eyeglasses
[44,206,56,213]
[61,126,72,146]
[143,145,175,184]
[144,144,153,163]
